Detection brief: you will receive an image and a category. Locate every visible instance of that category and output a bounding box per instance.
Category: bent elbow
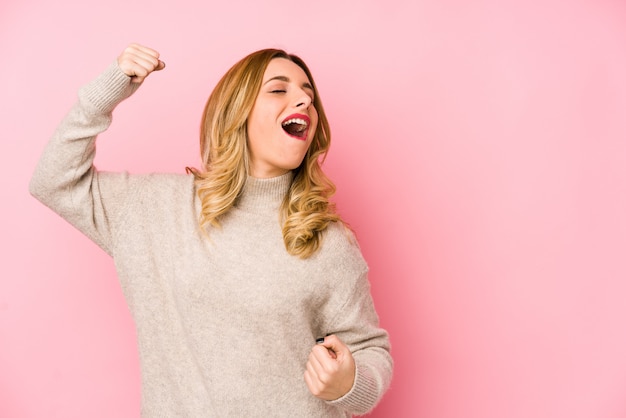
[29,171,47,203]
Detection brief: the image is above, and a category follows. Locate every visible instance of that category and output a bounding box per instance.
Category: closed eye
[270,89,286,93]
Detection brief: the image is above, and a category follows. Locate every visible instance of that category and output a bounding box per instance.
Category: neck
[235,171,293,212]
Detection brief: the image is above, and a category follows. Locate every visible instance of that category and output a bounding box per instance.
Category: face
[246,58,318,178]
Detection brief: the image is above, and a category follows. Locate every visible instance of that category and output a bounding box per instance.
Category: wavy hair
[187,48,342,258]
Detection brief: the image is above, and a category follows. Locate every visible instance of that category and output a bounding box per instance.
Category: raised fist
[117,43,165,84]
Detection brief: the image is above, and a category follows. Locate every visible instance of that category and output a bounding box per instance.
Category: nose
[294,88,312,108]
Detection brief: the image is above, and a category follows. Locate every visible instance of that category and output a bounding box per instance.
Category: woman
[30,43,392,417]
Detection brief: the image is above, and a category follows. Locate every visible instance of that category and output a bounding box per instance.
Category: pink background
[2,1,626,417]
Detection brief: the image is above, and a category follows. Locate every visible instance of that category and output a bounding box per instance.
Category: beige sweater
[30,63,392,417]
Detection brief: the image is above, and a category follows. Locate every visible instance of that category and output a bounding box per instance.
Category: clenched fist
[117,43,165,84]
[304,334,356,401]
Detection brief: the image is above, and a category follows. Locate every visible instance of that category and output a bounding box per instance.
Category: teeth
[282,118,308,127]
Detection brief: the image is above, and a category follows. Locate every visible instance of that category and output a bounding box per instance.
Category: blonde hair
[187,49,341,258]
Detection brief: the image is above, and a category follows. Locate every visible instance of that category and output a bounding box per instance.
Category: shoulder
[142,171,193,184]
[120,172,196,206]
[111,172,197,232]
[315,221,368,277]
[133,172,194,192]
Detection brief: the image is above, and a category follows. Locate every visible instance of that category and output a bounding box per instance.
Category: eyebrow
[264,75,314,92]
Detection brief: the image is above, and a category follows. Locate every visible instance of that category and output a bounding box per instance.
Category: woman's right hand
[117,43,165,84]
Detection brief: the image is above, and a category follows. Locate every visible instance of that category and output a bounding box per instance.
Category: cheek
[246,111,268,143]
[310,113,319,138]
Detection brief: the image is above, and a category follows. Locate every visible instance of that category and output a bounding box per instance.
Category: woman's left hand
[304,334,356,400]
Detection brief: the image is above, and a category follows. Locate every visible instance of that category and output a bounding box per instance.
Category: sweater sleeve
[29,62,142,256]
[325,270,394,416]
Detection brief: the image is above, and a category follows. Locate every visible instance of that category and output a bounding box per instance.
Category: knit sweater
[29,63,392,417]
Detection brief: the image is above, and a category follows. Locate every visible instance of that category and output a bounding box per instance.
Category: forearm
[29,62,136,253]
[328,346,393,415]
[321,269,393,415]
[330,349,393,415]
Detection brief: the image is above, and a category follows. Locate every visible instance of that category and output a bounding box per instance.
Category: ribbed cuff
[78,61,138,114]
[326,363,380,416]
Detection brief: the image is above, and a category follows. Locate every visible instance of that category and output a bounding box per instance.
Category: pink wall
[2,1,626,417]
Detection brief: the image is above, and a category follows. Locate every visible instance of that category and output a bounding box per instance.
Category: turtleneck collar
[235,171,294,212]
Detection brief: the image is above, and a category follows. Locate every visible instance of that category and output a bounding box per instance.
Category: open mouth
[281,115,310,139]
